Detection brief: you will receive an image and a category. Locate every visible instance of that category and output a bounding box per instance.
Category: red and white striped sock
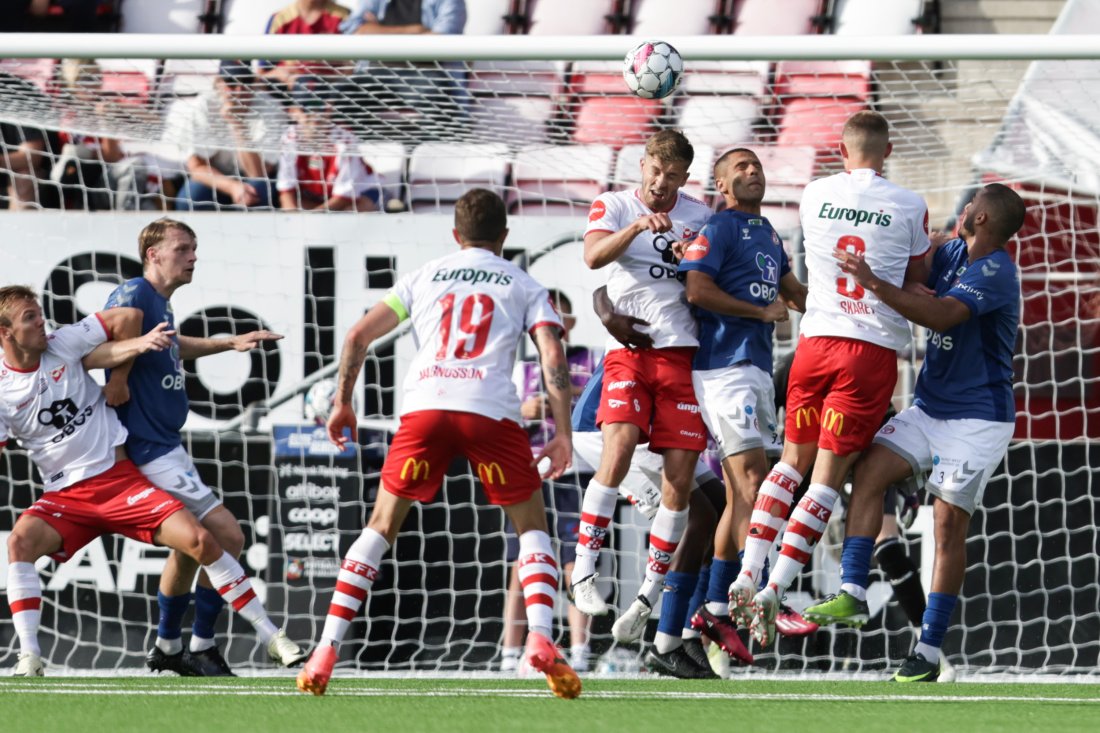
[769,483,840,593]
[638,504,688,606]
[7,561,42,656]
[320,528,389,648]
[517,530,558,639]
[741,462,802,583]
[204,552,278,643]
[572,479,617,583]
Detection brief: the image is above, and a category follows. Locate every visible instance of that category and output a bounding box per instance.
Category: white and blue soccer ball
[623,40,684,100]
[304,379,340,425]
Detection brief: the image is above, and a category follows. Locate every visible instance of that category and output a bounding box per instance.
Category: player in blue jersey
[103,218,292,676]
[678,148,809,638]
[803,183,1026,681]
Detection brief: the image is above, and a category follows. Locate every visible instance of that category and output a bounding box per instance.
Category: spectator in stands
[341,0,469,141]
[0,73,58,210]
[501,289,600,675]
[52,59,156,211]
[276,76,381,212]
[258,0,351,88]
[166,60,286,212]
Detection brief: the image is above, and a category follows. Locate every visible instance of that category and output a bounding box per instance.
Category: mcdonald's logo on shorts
[822,407,845,436]
[477,462,507,486]
[794,406,820,429]
[400,457,430,481]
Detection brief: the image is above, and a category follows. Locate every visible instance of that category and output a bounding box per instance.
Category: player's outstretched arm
[684,270,789,323]
[85,306,142,405]
[593,285,653,349]
[178,330,283,359]
[833,248,970,332]
[83,321,175,370]
[326,301,401,449]
[530,324,573,480]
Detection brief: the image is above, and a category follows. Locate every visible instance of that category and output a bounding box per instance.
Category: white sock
[573,479,618,582]
[654,631,683,654]
[517,530,558,639]
[203,551,278,643]
[321,528,389,647]
[7,562,43,657]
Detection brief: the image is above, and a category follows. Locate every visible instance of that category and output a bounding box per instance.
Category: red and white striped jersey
[799,169,931,351]
[585,189,712,352]
[388,247,562,422]
[0,314,127,492]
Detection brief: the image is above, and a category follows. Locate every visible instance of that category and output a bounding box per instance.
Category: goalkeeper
[803,183,1025,682]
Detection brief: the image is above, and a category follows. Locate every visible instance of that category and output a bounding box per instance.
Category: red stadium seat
[776,97,866,160]
[524,0,620,34]
[465,0,519,35]
[676,95,760,148]
[573,96,663,146]
[752,145,816,203]
[832,0,925,35]
[773,61,872,100]
[682,61,769,97]
[0,58,56,94]
[630,0,733,35]
[731,0,826,35]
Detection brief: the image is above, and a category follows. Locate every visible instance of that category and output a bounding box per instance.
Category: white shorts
[572,431,718,498]
[138,445,221,521]
[693,364,782,459]
[872,405,1014,515]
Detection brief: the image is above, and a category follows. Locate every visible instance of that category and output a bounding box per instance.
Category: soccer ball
[622,40,683,99]
[303,379,339,425]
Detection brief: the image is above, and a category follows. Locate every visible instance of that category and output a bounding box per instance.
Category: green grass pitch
[3,676,1098,733]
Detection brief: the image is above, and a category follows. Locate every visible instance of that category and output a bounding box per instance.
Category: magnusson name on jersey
[817,202,893,227]
[431,267,513,285]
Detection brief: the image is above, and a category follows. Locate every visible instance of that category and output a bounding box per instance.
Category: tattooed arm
[326,301,401,449]
[530,323,573,479]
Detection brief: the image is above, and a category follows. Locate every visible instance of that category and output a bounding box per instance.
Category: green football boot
[802,591,870,627]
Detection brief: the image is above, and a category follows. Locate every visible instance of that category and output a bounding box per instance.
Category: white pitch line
[3,685,1099,704]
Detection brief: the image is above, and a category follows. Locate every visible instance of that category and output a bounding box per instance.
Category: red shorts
[785,336,897,456]
[381,410,542,505]
[595,347,706,452]
[20,460,185,563]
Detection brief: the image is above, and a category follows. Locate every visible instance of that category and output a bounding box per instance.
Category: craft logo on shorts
[823,407,845,436]
[683,234,710,261]
[793,405,820,429]
[477,462,507,486]
[400,457,430,481]
[588,200,606,222]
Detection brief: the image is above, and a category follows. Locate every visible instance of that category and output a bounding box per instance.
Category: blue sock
[706,558,741,604]
[682,565,710,631]
[192,585,226,642]
[157,591,193,641]
[918,592,957,649]
[840,536,876,590]
[658,571,696,637]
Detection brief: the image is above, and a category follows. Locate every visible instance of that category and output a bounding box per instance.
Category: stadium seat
[753,145,816,203]
[731,0,826,35]
[613,143,715,201]
[464,0,518,34]
[471,96,558,146]
[468,61,568,97]
[359,141,408,210]
[682,61,769,97]
[832,0,924,35]
[524,0,619,34]
[509,144,614,215]
[158,59,220,98]
[675,95,760,148]
[572,96,663,146]
[95,59,159,105]
[773,61,872,100]
[120,0,205,33]
[0,58,56,94]
[776,97,865,157]
[407,142,509,213]
[630,0,733,35]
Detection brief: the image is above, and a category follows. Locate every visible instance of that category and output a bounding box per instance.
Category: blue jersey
[104,278,188,464]
[914,238,1019,422]
[571,360,605,433]
[678,209,790,373]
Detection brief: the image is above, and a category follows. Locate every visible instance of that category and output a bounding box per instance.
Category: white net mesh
[0,39,1098,676]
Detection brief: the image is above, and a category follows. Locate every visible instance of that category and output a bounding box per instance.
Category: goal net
[0,32,1097,678]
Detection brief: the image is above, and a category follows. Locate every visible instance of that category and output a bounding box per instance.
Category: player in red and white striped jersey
[0,286,306,676]
[730,111,933,647]
[296,189,581,699]
[569,130,714,645]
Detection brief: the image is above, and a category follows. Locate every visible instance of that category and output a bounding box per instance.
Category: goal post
[0,33,1098,677]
